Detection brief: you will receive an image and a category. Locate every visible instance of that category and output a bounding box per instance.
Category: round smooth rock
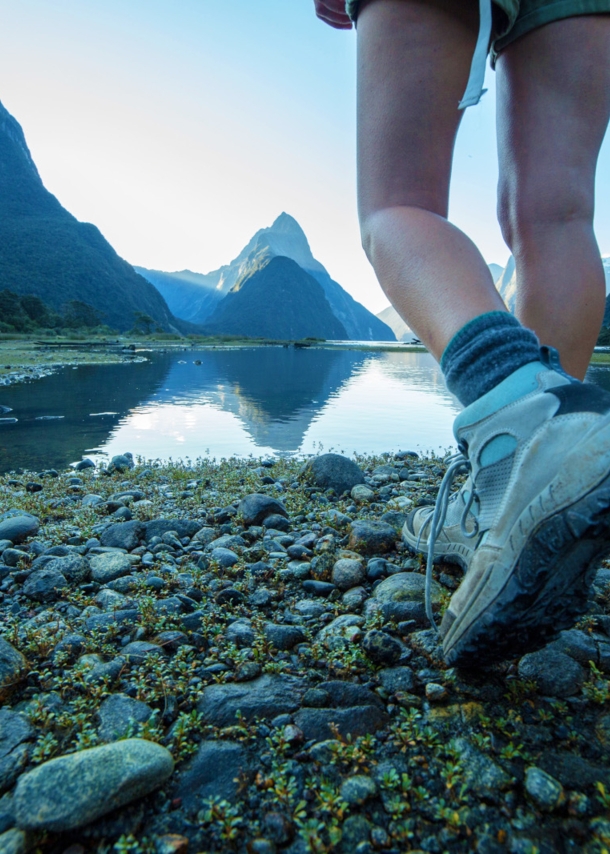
[347,520,396,556]
[89,552,132,584]
[332,558,366,591]
[524,767,565,811]
[239,494,288,527]
[0,515,39,545]
[14,738,174,831]
[305,453,365,496]
[351,484,375,504]
[518,647,586,698]
[210,548,239,568]
[372,572,442,624]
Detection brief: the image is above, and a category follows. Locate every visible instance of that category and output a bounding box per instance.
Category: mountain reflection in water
[10,345,596,471]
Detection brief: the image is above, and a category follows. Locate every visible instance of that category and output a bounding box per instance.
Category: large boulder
[305,454,365,496]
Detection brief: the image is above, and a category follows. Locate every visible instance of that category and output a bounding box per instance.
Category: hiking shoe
[402,469,479,570]
[424,355,610,666]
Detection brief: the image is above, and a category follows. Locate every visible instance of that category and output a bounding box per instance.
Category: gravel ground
[0,451,609,854]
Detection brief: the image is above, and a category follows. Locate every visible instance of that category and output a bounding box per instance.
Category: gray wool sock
[441,311,541,407]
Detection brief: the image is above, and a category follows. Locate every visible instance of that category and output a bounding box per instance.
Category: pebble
[361,630,404,665]
[348,520,396,555]
[518,646,586,698]
[97,694,154,741]
[332,558,366,591]
[524,766,565,811]
[14,739,174,831]
[340,775,378,806]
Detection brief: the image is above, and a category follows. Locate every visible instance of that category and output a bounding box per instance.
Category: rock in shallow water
[14,738,174,831]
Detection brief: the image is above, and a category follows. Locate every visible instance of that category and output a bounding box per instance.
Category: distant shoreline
[1,333,609,389]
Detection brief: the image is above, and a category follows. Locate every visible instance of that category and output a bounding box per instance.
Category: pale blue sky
[0,1,609,313]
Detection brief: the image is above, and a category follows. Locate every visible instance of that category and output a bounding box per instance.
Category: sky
[0,0,609,314]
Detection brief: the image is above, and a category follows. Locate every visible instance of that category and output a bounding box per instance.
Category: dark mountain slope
[204,256,348,340]
[0,101,177,332]
[137,213,396,341]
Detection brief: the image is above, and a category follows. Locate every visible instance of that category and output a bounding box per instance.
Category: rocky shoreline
[0,451,609,854]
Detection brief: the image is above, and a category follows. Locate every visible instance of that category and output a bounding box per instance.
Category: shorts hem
[492,0,610,60]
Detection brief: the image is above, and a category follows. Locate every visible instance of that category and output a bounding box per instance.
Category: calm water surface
[1,347,609,473]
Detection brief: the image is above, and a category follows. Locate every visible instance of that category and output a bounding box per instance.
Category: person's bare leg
[496,17,610,379]
[357,0,507,362]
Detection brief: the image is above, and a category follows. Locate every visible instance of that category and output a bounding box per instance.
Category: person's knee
[498,176,594,252]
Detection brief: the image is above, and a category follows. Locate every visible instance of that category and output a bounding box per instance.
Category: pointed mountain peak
[270,212,305,235]
[0,100,41,181]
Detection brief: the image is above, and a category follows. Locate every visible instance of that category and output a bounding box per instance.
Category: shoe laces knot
[420,450,479,633]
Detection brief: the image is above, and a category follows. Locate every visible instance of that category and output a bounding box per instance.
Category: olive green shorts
[345,0,610,62]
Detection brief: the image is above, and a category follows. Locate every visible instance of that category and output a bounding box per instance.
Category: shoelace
[418,452,479,631]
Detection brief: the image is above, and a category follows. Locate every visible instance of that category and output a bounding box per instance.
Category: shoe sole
[443,468,610,667]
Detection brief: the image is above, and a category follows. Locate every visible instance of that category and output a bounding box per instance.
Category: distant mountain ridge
[495,255,610,313]
[137,213,395,341]
[0,100,179,333]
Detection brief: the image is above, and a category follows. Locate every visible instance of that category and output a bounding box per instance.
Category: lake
[1,346,609,473]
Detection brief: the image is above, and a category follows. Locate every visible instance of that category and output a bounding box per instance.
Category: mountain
[203,255,348,340]
[0,100,178,332]
[496,256,610,315]
[376,305,414,342]
[137,212,395,341]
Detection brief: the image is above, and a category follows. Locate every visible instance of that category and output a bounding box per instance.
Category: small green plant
[31,732,59,764]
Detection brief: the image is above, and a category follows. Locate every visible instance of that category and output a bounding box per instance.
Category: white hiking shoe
[406,351,610,666]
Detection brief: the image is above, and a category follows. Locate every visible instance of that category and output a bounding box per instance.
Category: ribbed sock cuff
[441,311,541,407]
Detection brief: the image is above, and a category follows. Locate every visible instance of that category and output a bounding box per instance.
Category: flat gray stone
[14,738,174,831]
[174,741,252,808]
[144,519,202,543]
[99,521,144,552]
[197,675,305,727]
[97,694,154,742]
[22,568,67,602]
[89,552,132,584]
[45,555,90,584]
[0,711,34,760]
[294,705,388,743]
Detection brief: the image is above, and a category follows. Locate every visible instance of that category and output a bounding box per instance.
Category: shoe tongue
[453,360,549,438]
